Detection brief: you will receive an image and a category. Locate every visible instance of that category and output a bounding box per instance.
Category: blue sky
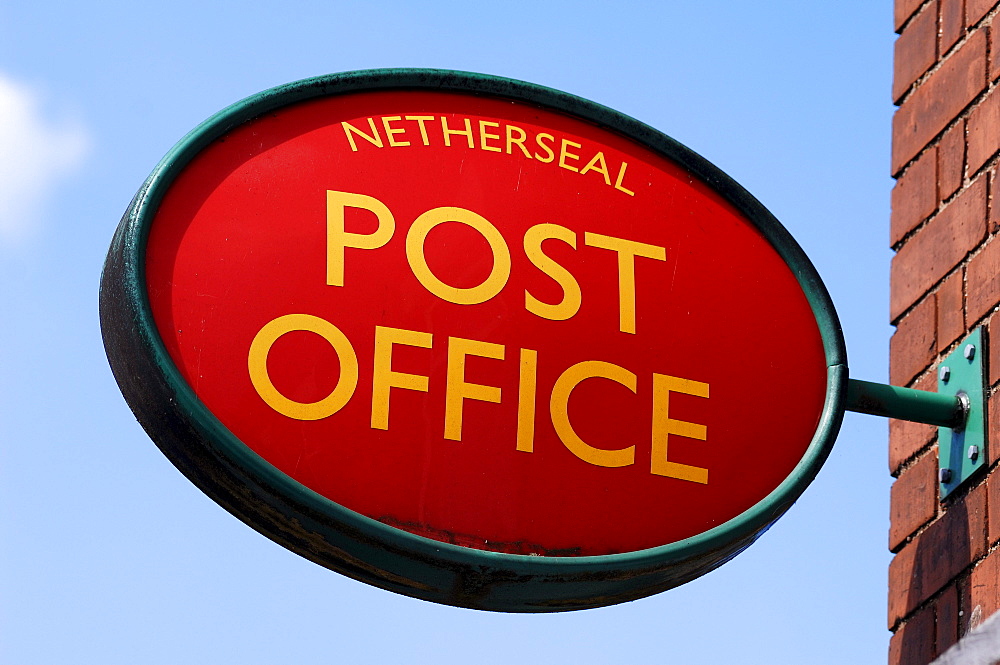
[0,2,893,663]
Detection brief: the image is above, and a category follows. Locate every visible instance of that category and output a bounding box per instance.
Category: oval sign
[100,69,847,611]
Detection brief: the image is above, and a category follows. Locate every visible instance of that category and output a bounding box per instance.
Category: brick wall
[890,1,1000,663]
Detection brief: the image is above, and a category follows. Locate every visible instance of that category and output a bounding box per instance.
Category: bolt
[965,344,977,360]
[940,366,951,382]
[969,445,981,461]
[940,468,953,484]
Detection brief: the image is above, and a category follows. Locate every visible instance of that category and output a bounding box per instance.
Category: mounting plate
[938,328,987,500]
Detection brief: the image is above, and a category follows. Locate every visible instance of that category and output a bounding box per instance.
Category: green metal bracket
[845,379,967,429]
[845,327,986,500]
[937,328,986,499]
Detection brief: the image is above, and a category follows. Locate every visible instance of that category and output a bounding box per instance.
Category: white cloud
[0,73,89,246]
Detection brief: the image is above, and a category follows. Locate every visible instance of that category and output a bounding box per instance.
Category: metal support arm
[845,378,968,430]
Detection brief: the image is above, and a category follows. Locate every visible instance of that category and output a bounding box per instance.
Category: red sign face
[142,88,827,558]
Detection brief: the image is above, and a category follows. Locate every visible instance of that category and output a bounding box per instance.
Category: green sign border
[100,68,848,612]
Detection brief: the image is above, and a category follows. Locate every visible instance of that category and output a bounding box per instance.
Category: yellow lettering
[248,314,359,420]
[441,116,474,148]
[580,151,612,185]
[444,337,504,441]
[479,120,502,152]
[550,360,636,467]
[651,374,709,483]
[371,326,433,430]
[523,223,581,321]
[584,233,666,334]
[558,139,582,172]
[505,125,532,158]
[614,161,635,196]
[341,118,383,152]
[326,190,395,287]
[534,133,555,163]
[405,115,434,145]
[516,348,538,452]
[381,116,410,147]
[405,206,511,305]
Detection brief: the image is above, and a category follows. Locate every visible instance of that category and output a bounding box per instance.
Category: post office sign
[100,69,847,611]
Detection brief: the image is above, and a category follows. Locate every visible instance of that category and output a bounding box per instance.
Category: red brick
[891,418,937,473]
[888,482,987,626]
[960,574,975,635]
[939,121,966,201]
[941,0,966,56]
[967,237,1000,323]
[992,26,1000,82]
[890,540,918,628]
[893,150,939,246]
[968,0,997,26]
[890,374,939,473]
[889,603,936,665]
[969,480,988,545]
[892,178,988,320]
[938,584,961,655]
[990,312,1000,385]
[990,396,1000,466]
[960,478,988,553]
[918,370,936,393]
[938,270,966,350]
[969,86,1000,173]
[897,0,930,31]
[992,170,1000,235]
[970,546,1000,622]
[895,4,940,102]
[891,450,940,550]
[893,31,987,174]
[988,471,1000,543]
[892,295,939,385]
